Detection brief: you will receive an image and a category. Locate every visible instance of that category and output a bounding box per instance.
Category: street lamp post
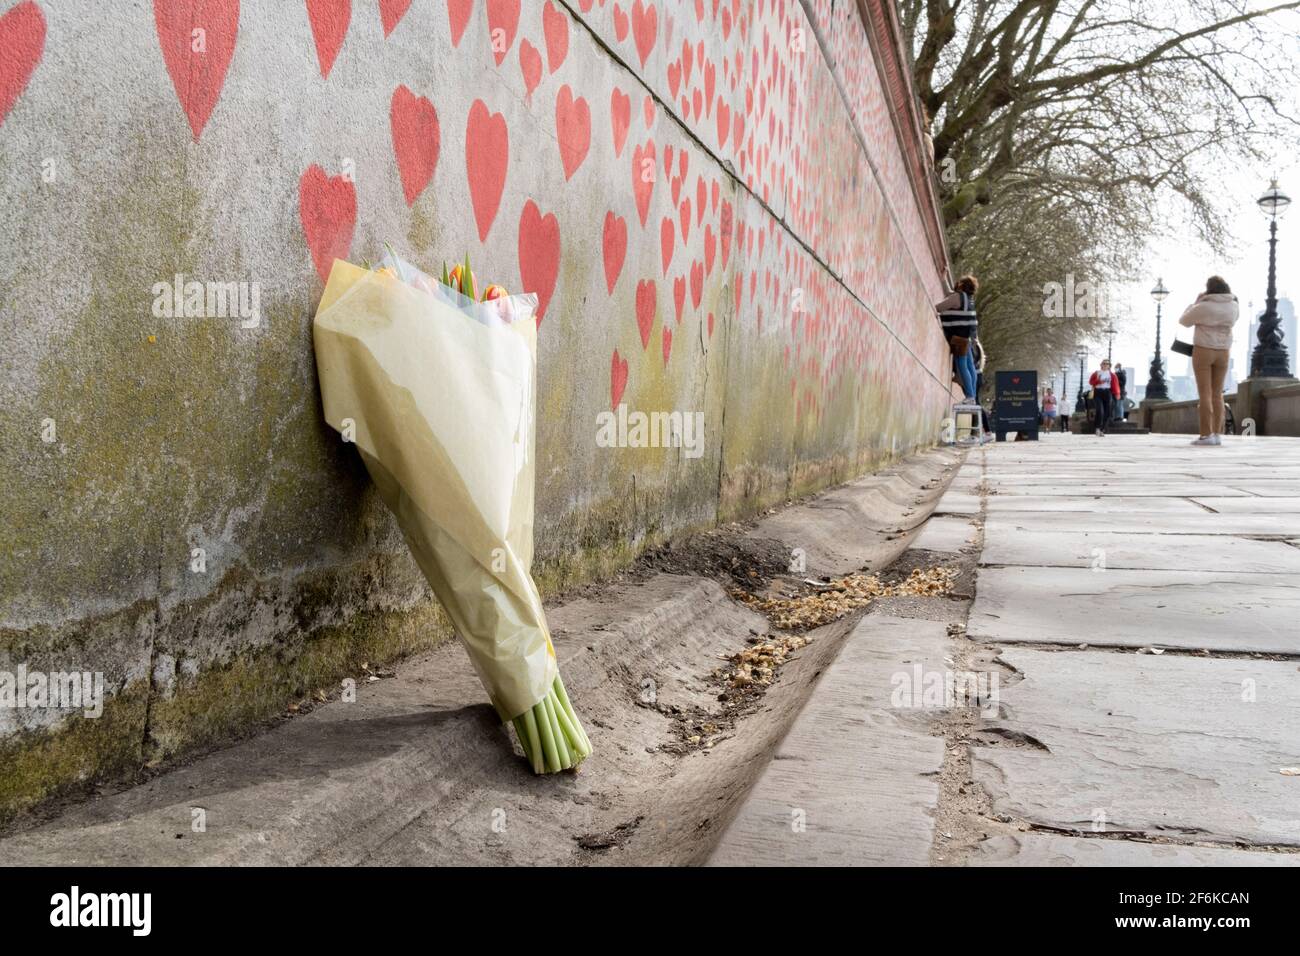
[1251,179,1293,378]
[1060,364,1069,431]
[1074,347,1088,415]
[1146,278,1170,400]
[1104,325,1119,363]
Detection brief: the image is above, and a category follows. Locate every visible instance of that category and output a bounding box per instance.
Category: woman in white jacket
[1178,276,1240,445]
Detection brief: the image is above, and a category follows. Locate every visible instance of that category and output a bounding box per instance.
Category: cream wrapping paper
[312,260,556,721]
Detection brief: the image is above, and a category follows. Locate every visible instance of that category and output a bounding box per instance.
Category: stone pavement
[964,432,1300,862]
[711,432,1300,865]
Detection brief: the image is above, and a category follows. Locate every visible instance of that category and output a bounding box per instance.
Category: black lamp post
[1074,346,1088,415]
[1251,179,1293,378]
[1103,325,1119,363]
[1146,278,1170,400]
[1061,364,1069,402]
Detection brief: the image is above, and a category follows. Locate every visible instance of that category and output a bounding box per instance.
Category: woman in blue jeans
[936,275,979,401]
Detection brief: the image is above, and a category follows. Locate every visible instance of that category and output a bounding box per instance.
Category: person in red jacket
[1089,359,1122,436]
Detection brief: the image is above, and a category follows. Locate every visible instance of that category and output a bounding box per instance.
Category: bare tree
[902,0,1300,380]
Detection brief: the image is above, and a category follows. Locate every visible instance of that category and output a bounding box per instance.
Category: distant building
[1167,374,1199,402]
[1246,296,1296,375]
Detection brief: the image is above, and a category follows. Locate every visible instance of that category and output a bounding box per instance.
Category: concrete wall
[1259,382,1300,435]
[1148,383,1300,436]
[0,0,952,818]
[1146,399,1204,435]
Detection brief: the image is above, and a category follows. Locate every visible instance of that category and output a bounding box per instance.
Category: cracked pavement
[958,433,1300,864]
[711,432,1300,866]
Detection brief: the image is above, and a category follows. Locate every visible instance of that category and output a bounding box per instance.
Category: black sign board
[994,369,1039,441]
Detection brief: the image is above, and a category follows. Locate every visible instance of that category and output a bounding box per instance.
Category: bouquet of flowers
[312,250,591,773]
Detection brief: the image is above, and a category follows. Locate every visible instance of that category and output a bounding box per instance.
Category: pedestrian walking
[1178,276,1239,446]
[1114,363,1128,422]
[936,275,979,402]
[1041,388,1058,428]
[1088,359,1121,436]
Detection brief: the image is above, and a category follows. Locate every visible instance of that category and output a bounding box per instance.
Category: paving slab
[1192,496,1300,513]
[989,483,1251,497]
[934,492,980,515]
[984,496,1207,514]
[981,531,1300,574]
[971,648,1300,847]
[968,566,1300,653]
[707,616,948,866]
[985,511,1300,536]
[910,515,977,553]
[1221,482,1300,497]
[970,833,1299,866]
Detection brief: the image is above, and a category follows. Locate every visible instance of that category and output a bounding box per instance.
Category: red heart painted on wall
[610,87,631,157]
[635,279,656,349]
[610,349,629,407]
[702,225,715,274]
[659,217,674,275]
[689,260,703,309]
[446,0,473,46]
[715,101,729,146]
[390,84,440,206]
[299,164,356,283]
[153,0,238,141]
[554,84,590,180]
[672,275,685,324]
[517,199,560,324]
[661,325,672,365]
[518,39,542,96]
[542,0,568,72]
[602,211,627,294]
[630,0,656,66]
[466,99,508,241]
[630,139,655,226]
[612,3,628,41]
[379,0,411,36]
[486,0,519,65]
[306,0,350,79]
